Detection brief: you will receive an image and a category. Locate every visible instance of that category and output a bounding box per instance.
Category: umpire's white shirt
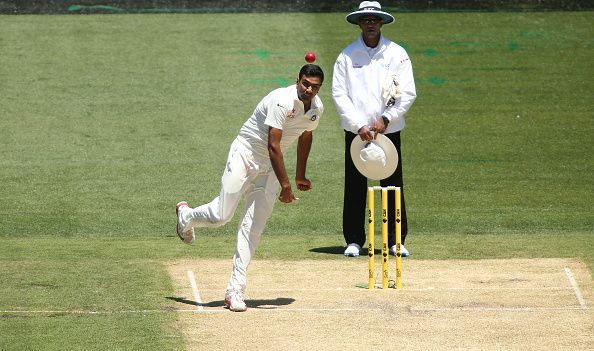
[332,34,416,134]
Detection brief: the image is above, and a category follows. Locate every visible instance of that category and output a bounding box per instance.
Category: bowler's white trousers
[180,137,280,290]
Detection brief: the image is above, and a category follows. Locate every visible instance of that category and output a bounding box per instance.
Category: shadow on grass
[310,246,382,256]
[166,296,295,309]
[308,246,344,255]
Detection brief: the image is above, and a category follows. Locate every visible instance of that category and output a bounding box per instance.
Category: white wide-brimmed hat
[350,134,398,180]
[346,1,395,25]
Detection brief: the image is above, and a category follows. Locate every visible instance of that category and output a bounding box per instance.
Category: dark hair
[299,64,324,83]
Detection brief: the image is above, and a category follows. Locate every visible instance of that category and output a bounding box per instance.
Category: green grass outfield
[1,11,593,350]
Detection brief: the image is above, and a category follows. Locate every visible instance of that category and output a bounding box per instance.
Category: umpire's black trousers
[343,130,408,248]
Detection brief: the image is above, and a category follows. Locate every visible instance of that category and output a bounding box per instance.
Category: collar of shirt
[358,34,387,57]
[290,84,321,113]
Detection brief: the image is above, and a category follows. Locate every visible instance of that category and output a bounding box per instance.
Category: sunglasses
[359,17,382,25]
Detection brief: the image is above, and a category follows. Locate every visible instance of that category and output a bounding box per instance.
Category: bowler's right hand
[278,186,297,203]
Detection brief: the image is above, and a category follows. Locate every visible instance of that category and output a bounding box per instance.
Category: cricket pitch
[167,258,593,350]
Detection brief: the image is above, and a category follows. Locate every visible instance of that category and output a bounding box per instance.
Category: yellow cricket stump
[395,187,403,289]
[367,188,375,290]
[367,186,403,290]
[381,188,389,289]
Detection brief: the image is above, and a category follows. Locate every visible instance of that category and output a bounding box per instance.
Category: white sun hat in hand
[350,134,398,180]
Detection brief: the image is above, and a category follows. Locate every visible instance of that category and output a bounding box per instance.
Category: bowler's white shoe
[389,244,410,257]
[344,243,361,257]
[176,201,195,245]
[224,286,247,312]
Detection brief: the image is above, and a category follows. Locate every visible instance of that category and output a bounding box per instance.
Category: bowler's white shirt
[332,35,416,134]
[238,84,323,158]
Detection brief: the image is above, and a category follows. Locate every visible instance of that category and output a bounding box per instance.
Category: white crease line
[0,307,366,315]
[0,309,198,314]
[2,306,585,315]
[187,270,204,312]
[564,267,588,310]
[196,287,571,292]
[247,308,361,312]
[184,308,362,314]
[410,307,587,313]
[410,287,569,291]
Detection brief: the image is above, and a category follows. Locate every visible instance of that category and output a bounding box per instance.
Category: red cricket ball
[305,52,316,63]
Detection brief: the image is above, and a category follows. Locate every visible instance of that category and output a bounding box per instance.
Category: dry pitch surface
[168,258,593,350]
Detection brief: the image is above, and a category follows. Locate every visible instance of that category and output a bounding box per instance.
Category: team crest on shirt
[310,115,318,121]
